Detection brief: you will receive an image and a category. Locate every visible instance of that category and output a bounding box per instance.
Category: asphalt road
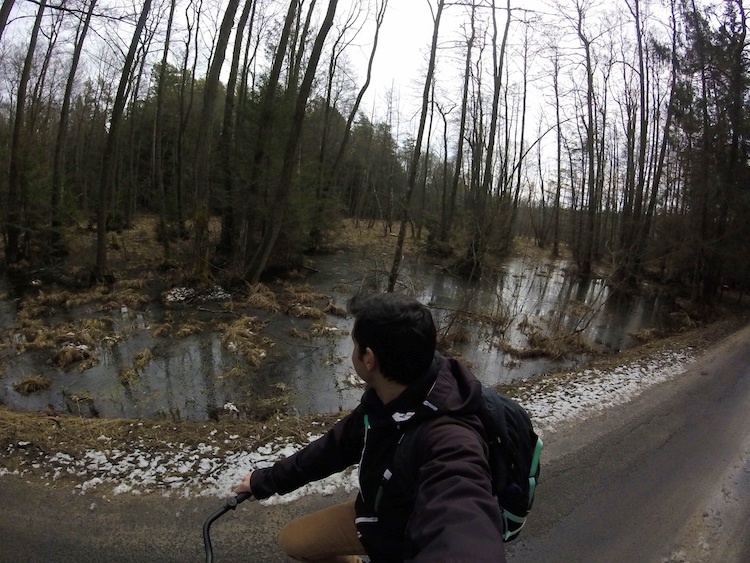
[1,323,749,562]
[506,322,750,563]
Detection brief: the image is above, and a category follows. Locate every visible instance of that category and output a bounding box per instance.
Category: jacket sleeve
[405,418,507,563]
[250,408,364,500]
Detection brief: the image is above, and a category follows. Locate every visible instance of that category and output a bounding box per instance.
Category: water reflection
[276,253,662,414]
[0,254,663,420]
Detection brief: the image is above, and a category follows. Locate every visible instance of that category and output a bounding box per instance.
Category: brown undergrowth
[0,405,344,473]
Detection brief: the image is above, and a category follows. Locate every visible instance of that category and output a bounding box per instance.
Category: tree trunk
[94,0,152,280]
[552,47,562,257]
[217,0,256,262]
[576,5,597,278]
[51,0,97,255]
[176,2,203,238]
[5,0,46,266]
[242,0,298,269]
[387,0,445,291]
[154,0,177,263]
[442,2,475,243]
[245,0,339,283]
[0,0,14,43]
[191,0,242,279]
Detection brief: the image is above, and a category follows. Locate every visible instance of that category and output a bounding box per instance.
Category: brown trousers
[278,500,366,563]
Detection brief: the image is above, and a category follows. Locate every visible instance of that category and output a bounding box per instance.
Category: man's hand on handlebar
[233,471,255,499]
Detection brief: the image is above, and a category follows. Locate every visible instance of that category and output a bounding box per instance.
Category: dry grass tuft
[175,321,205,338]
[114,276,152,291]
[243,283,281,312]
[60,319,112,348]
[283,282,326,305]
[66,391,94,404]
[220,317,274,369]
[309,320,344,338]
[288,327,311,340]
[14,375,52,395]
[14,318,113,355]
[323,300,348,318]
[17,319,55,350]
[219,366,250,379]
[133,349,154,371]
[152,323,172,337]
[630,328,664,342]
[16,303,49,324]
[51,344,93,369]
[35,288,71,307]
[102,289,150,311]
[288,304,325,319]
[502,327,596,360]
[118,369,139,386]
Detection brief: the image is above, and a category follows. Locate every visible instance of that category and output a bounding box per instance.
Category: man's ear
[363,347,379,372]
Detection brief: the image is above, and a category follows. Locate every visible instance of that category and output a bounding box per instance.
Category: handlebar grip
[235,492,253,504]
[226,491,253,509]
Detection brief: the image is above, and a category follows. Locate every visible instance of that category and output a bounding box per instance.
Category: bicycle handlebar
[203,492,253,563]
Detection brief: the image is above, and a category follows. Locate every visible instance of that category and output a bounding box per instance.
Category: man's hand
[234,471,255,498]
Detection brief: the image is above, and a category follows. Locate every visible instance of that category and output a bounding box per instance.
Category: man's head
[348,293,436,386]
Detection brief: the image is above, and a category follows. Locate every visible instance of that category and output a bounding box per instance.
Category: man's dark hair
[348,293,436,385]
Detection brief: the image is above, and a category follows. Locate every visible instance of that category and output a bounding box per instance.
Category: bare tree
[387,0,445,291]
[459,0,512,281]
[5,0,46,265]
[94,0,153,280]
[191,0,242,279]
[245,0,340,283]
[241,0,298,268]
[574,0,598,278]
[217,0,257,262]
[50,0,98,254]
[441,0,476,244]
[175,0,204,237]
[0,0,14,43]
[154,0,178,263]
[310,0,390,249]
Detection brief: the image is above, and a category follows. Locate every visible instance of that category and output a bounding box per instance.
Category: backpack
[394,386,542,542]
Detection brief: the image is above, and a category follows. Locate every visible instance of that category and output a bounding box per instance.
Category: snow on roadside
[516,348,697,432]
[0,347,696,503]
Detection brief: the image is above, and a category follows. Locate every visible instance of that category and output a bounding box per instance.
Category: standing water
[0,252,665,420]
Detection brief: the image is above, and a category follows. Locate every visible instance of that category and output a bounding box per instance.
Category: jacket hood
[363,354,483,428]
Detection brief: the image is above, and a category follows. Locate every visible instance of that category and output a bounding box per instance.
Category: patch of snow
[200,286,231,301]
[113,483,132,495]
[163,287,195,303]
[518,349,696,434]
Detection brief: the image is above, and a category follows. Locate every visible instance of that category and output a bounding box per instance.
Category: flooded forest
[1,0,749,421]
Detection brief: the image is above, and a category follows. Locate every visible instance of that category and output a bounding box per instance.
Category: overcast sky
[345,0,486,132]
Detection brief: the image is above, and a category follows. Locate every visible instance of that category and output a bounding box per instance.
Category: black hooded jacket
[250,355,506,562]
